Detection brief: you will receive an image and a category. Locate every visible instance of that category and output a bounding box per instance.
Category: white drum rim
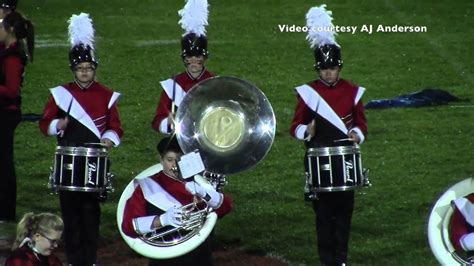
[428,177,474,265]
[311,185,362,192]
[307,145,360,156]
[51,185,105,193]
[56,145,109,156]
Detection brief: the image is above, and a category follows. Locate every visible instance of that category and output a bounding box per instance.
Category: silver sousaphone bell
[175,76,276,175]
[117,76,276,259]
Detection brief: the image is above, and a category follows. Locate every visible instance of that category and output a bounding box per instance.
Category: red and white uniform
[39,81,123,146]
[290,79,368,144]
[0,42,25,111]
[151,70,214,134]
[122,171,232,238]
[4,244,63,266]
[450,193,474,252]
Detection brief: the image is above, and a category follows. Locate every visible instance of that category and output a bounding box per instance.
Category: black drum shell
[52,146,108,192]
[305,145,364,192]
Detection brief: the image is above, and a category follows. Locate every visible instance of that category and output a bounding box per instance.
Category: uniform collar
[318,78,340,88]
[186,67,206,81]
[5,41,19,50]
[74,79,94,90]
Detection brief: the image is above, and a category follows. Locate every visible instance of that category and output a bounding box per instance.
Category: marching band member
[450,193,474,257]
[289,5,368,265]
[0,0,16,21]
[0,10,34,222]
[0,0,17,52]
[122,137,233,265]
[5,212,63,266]
[39,13,123,265]
[151,0,214,135]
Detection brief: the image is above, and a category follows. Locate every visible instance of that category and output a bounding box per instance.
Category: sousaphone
[117,76,276,259]
[428,177,474,265]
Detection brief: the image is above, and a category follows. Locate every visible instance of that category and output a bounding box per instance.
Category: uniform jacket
[122,171,232,238]
[4,245,63,266]
[151,70,214,134]
[0,42,26,111]
[39,81,123,146]
[450,193,474,252]
[290,79,368,147]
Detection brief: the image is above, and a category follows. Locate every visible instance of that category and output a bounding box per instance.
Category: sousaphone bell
[175,76,276,175]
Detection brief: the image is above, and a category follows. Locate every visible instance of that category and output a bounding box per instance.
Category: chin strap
[74,78,94,90]
[319,77,340,87]
[19,237,31,248]
[25,238,43,261]
[185,67,206,80]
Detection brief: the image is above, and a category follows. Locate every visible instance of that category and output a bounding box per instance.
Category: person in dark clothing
[0,10,34,222]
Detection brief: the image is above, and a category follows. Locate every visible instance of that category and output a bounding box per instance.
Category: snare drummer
[289,5,368,265]
[0,0,17,52]
[39,13,123,266]
[151,0,214,135]
[122,137,233,265]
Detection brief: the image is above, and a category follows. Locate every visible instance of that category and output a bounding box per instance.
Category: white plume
[305,4,339,49]
[178,0,209,37]
[68,13,95,49]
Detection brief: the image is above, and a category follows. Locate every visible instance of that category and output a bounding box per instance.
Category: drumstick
[171,75,176,115]
[334,138,353,142]
[170,75,177,131]
[305,98,321,142]
[304,120,315,142]
[59,97,74,138]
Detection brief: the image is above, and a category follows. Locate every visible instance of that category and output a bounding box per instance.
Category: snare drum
[49,145,110,192]
[305,145,365,192]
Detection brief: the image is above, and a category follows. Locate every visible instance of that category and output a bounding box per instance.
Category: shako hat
[178,0,209,58]
[306,4,343,70]
[67,13,98,68]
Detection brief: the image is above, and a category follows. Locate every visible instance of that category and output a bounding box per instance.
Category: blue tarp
[365,88,464,109]
[21,113,43,122]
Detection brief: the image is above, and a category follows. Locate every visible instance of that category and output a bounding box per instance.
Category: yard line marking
[384,0,474,86]
[36,38,68,48]
[450,105,474,108]
[136,39,179,46]
[135,39,228,47]
[36,43,69,48]
[35,35,103,48]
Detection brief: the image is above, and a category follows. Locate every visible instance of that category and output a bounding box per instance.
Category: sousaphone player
[121,137,233,265]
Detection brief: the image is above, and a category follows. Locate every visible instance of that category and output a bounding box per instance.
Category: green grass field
[3,0,474,265]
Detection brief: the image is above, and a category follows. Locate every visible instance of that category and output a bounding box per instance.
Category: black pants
[149,233,214,266]
[59,191,100,266]
[0,110,21,221]
[312,191,354,266]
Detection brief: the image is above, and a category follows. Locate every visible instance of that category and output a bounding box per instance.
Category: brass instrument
[117,76,276,259]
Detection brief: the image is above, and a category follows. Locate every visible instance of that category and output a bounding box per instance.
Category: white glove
[159,206,184,228]
[185,181,223,209]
